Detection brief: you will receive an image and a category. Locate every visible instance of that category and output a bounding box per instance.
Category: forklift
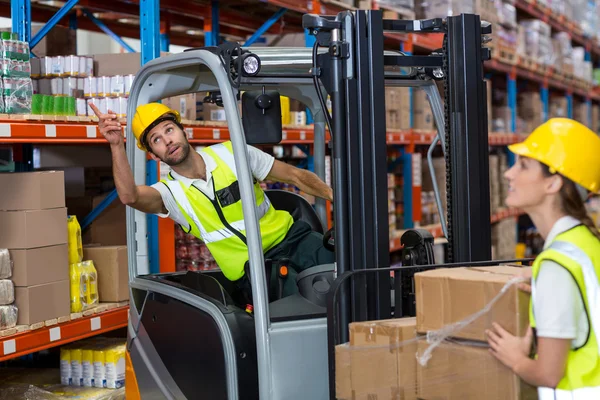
[124,9,504,400]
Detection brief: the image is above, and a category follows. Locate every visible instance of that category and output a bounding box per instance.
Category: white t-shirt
[534,216,589,348]
[151,144,275,230]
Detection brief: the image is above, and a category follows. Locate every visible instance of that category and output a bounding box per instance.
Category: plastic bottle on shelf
[67,216,83,265]
[82,344,95,387]
[93,346,107,388]
[60,347,72,386]
[105,344,126,389]
[69,262,85,313]
[70,347,83,387]
[82,260,99,309]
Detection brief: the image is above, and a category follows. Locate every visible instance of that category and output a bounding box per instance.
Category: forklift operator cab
[125,46,341,400]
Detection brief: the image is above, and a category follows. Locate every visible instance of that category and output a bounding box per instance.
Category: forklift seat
[265,189,324,234]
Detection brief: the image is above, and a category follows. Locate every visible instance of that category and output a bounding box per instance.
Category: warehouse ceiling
[0,0,304,48]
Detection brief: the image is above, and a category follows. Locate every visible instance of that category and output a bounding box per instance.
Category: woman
[485,118,600,398]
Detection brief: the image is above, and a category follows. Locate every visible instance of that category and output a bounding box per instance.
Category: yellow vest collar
[168,149,218,189]
[544,215,581,250]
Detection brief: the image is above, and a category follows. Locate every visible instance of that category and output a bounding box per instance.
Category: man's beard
[162,142,191,166]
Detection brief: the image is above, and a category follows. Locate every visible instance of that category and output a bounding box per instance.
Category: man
[90,102,334,298]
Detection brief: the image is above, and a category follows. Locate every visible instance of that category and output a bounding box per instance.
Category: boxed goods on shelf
[14,280,70,325]
[83,246,129,303]
[9,244,69,287]
[593,104,599,133]
[0,32,33,114]
[517,92,543,134]
[492,218,518,260]
[412,89,434,130]
[385,87,410,130]
[549,96,568,119]
[519,20,553,65]
[573,101,590,127]
[415,266,530,342]
[0,171,69,326]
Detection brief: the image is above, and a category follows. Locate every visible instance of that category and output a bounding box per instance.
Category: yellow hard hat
[508,118,600,193]
[131,103,181,151]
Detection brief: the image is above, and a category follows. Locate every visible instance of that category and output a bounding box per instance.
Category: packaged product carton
[415,266,530,341]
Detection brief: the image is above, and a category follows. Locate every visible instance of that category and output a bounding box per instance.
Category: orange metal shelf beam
[389,208,523,252]
[0,306,129,362]
[0,119,522,146]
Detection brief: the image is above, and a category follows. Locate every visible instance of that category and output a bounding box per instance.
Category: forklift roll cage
[125,10,498,400]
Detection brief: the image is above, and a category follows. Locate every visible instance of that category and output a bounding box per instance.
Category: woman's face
[504,156,555,210]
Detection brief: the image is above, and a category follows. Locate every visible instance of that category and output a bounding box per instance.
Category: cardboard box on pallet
[14,280,70,325]
[335,317,417,400]
[413,89,434,130]
[385,87,411,130]
[592,104,599,133]
[415,266,531,342]
[0,171,65,211]
[416,340,538,400]
[83,246,129,302]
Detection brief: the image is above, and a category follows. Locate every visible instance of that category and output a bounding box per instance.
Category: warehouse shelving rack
[3,0,598,355]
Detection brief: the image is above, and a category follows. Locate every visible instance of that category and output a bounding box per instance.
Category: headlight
[241,53,261,76]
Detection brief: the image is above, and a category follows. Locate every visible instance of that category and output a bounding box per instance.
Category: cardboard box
[14,280,70,325]
[10,244,69,287]
[1,26,76,57]
[592,104,599,133]
[349,317,417,399]
[83,195,126,246]
[93,52,170,76]
[83,246,128,302]
[574,103,589,127]
[335,343,352,400]
[0,171,65,211]
[417,340,537,400]
[163,94,197,121]
[413,89,434,130]
[415,266,530,341]
[0,208,68,249]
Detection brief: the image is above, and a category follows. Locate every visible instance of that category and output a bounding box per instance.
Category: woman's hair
[540,163,600,241]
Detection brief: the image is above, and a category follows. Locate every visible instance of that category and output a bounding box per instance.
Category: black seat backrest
[180,271,234,306]
[265,189,324,234]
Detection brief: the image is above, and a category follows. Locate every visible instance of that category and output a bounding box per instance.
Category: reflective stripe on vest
[538,386,600,400]
[164,178,272,244]
[210,143,237,178]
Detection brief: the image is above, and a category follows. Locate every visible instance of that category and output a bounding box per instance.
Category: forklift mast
[303,8,493,353]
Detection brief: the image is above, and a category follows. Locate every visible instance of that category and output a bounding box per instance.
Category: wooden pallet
[491,44,517,66]
[0,301,129,336]
[517,55,537,72]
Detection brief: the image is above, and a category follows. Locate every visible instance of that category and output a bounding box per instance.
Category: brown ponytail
[541,163,600,241]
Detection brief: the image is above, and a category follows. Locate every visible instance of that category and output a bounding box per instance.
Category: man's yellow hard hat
[508,118,600,193]
[131,103,181,151]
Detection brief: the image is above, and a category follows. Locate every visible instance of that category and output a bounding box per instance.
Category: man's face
[147,119,191,166]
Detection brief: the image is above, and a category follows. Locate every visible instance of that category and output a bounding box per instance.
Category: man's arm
[110,143,167,214]
[90,102,166,214]
[266,159,333,201]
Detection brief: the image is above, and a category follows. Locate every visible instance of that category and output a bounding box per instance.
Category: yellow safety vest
[160,141,294,281]
[530,224,600,399]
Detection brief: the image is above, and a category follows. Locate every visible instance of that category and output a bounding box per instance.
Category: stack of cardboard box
[0,171,70,326]
[492,218,518,260]
[517,92,543,134]
[385,87,411,130]
[336,266,536,399]
[415,266,537,400]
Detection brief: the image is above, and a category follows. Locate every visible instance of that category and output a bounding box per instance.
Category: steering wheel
[323,228,335,251]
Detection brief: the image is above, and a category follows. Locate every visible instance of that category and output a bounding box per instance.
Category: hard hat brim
[507,142,531,158]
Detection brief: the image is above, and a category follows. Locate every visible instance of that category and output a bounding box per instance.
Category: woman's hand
[486,323,533,372]
[518,268,532,293]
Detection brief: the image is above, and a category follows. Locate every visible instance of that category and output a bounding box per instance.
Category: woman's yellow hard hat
[131,103,181,151]
[508,118,600,192]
